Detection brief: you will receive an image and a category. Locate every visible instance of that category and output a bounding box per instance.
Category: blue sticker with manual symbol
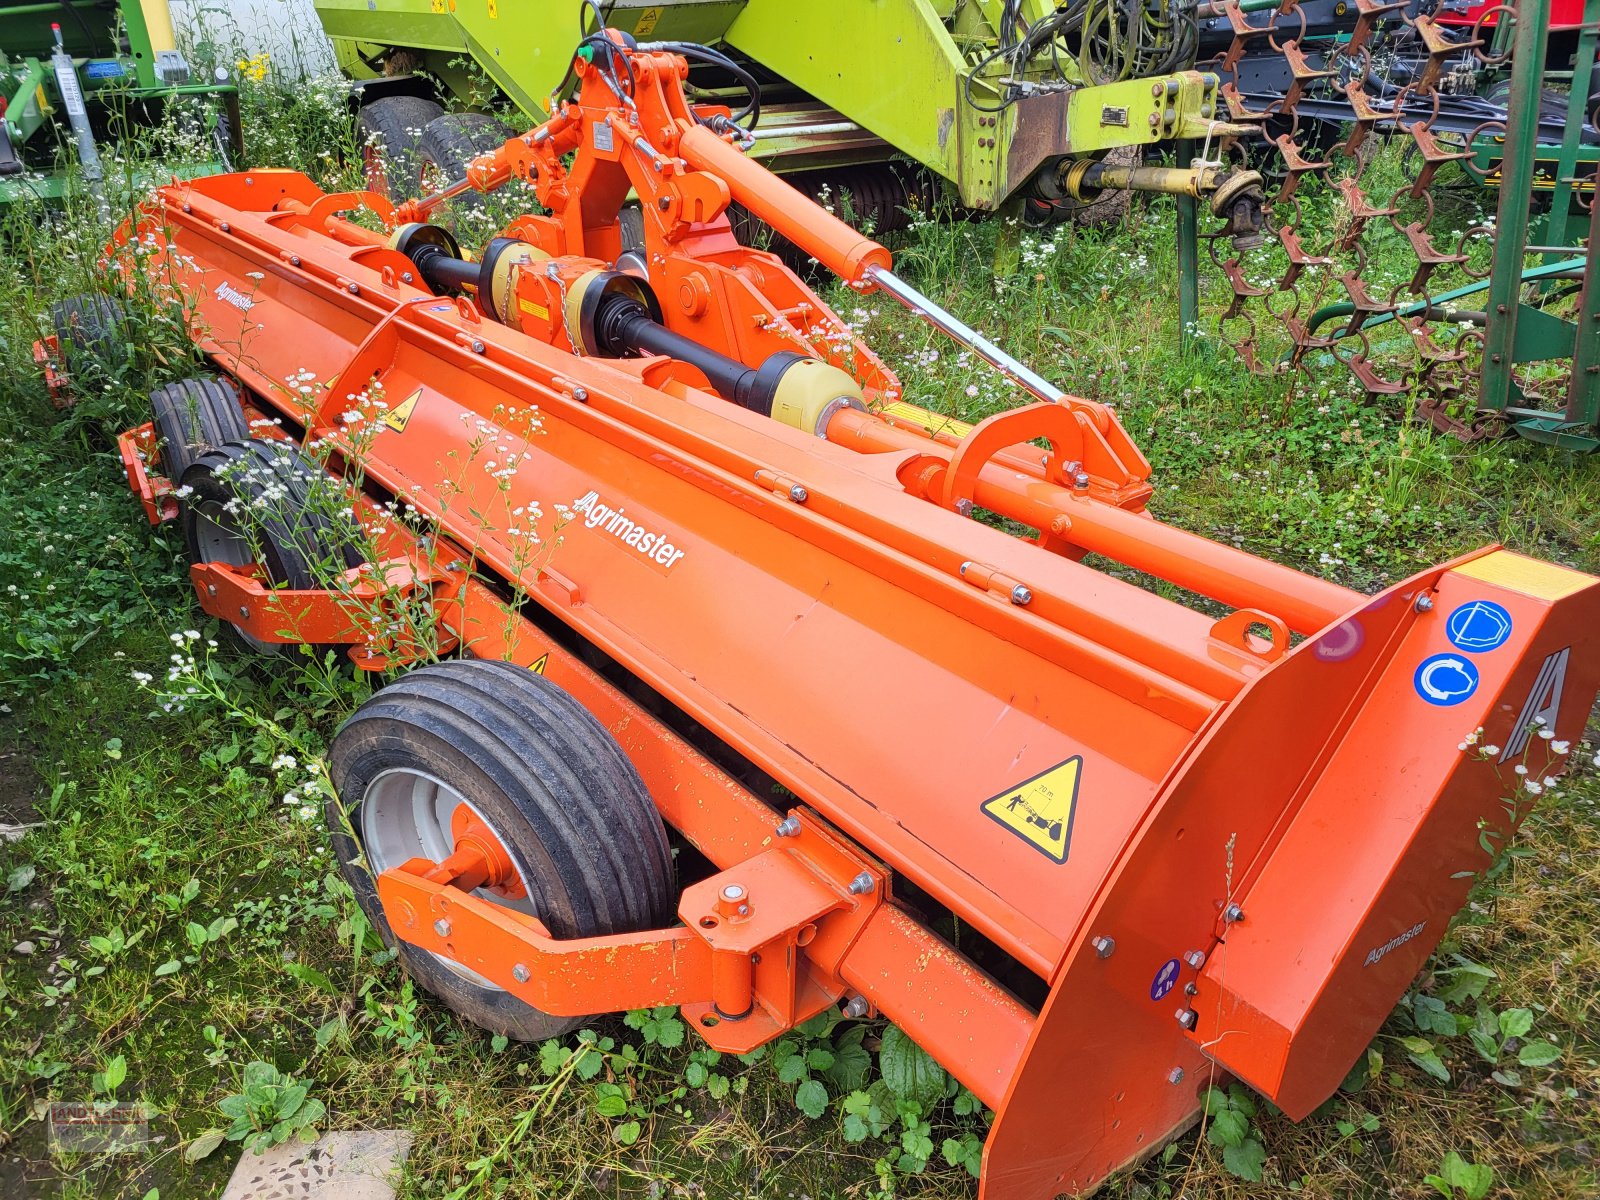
[1445,600,1512,654]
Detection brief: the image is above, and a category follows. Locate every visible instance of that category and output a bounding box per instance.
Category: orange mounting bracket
[118,423,177,525]
[1208,607,1291,662]
[940,402,1082,513]
[33,334,70,407]
[375,809,883,1055]
[189,556,459,667]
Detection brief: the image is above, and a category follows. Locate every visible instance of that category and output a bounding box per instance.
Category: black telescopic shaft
[594,292,800,413]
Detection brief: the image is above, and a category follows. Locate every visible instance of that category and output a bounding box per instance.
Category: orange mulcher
[43,24,1600,1200]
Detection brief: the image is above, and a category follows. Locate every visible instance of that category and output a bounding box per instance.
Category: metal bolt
[1168,1067,1185,1084]
[1414,593,1434,613]
[1011,585,1033,606]
[218,221,230,232]
[955,498,973,517]
[658,196,671,210]
[512,963,530,983]
[572,386,589,401]
[434,918,451,937]
[720,884,746,903]
[182,203,192,213]
[238,606,250,619]
[206,584,217,596]
[1091,936,1115,958]
[401,271,414,283]
[1074,472,1090,489]
[348,282,360,295]
[847,872,874,895]
[737,904,750,916]
[789,484,808,503]
[1224,903,1245,923]
[959,560,972,576]
[775,816,801,838]
[1176,1008,1197,1030]
[1184,950,1206,969]
[1184,982,1199,996]
[289,254,301,267]
[843,995,869,1019]
[470,339,486,354]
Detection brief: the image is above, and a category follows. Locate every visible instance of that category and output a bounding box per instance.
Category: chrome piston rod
[864,265,1066,406]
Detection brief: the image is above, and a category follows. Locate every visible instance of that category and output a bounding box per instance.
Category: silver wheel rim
[190,498,276,654]
[360,767,536,993]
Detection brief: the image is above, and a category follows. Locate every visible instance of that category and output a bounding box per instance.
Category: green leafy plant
[1203,1084,1269,1182]
[1425,1150,1493,1199]
[208,1060,326,1154]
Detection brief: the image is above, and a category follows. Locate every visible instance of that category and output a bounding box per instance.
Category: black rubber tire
[49,294,130,377]
[326,658,677,1041]
[358,95,445,199]
[417,112,517,213]
[179,439,364,659]
[150,376,250,481]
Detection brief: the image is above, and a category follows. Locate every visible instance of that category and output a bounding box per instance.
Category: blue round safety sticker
[1150,957,1181,1002]
[1414,654,1480,706]
[1445,600,1513,654]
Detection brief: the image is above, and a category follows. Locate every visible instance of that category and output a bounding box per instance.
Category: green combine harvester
[312,0,1265,235]
[0,0,240,205]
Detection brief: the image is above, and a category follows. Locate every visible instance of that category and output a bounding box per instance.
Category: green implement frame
[0,0,240,206]
[313,0,1233,211]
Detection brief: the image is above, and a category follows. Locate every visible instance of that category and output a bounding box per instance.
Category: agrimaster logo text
[1363,921,1426,968]
[572,490,686,570]
[213,279,256,312]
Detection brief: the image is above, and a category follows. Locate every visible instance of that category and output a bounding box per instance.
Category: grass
[1,45,1599,1200]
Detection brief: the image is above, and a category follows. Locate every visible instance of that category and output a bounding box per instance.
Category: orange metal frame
[71,34,1600,1199]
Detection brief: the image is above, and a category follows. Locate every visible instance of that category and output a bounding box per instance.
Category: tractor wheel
[326,658,676,1041]
[149,376,250,481]
[179,439,363,658]
[358,95,445,199]
[48,293,129,377]
[417,112,517,213]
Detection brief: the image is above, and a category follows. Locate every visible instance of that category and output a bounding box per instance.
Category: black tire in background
[178,439,364,658]
[417,112,518,217]
[150,376,251,480]
[48,294,130,377]
[326,658,677,1041]
[358,95,445,198]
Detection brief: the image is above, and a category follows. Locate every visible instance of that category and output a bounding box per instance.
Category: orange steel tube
[677,123,892,283]
[827,409,1360,634]
[275,197,387,248]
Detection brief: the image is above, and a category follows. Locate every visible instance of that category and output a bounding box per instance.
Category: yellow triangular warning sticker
[380,388,421,433]
[530,653,548,675]
[980,756,1082,863]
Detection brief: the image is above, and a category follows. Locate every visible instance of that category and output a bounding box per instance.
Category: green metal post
[1540,0,1598,256]
[1176,140,1198,354]
[1479,0,1550,414]
[1564,176,1600,426]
